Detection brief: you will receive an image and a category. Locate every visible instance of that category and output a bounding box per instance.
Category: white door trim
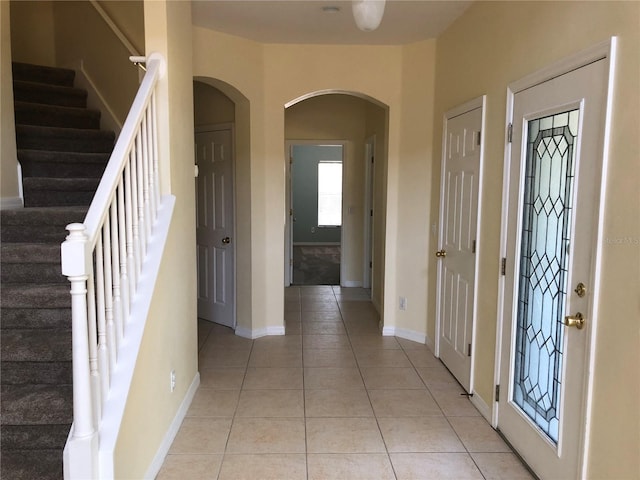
[493,38,617,478]
[285,140,347,287]
[363,135,376,291]
[434,95,486,397]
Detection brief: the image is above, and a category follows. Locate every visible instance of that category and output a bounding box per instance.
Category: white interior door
[363,136,375,291]
[436,101,483,393]
[498,58,608,479]
[195,127,235,328]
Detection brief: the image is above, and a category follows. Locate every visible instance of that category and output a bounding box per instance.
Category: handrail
[62,53,166,480]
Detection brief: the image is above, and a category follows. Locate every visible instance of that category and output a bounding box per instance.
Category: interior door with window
[436,100,484,393]
[195,127,235,328]
[498,57,609,479]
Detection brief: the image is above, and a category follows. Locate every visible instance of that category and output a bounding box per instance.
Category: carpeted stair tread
[12,62,75,87]
[23,177,100,207]
[16,125,115,153]
[1,308,71,330]
[18,149,110,179]
[13,80,87,108]
[1,329,72,362]
[24,177,100,191]
[1,243,60,263]
[1,284,71,309]
[1,361,72,385]
[0,448,65,480]
[1,384,73,425]
[1,206,87,226]
[1,262,65,284]
[1,424,71,450]
[15,101,101,130]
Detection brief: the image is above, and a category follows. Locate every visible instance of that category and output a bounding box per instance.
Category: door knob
[564,312,585,330]
[435,250,447,258]
[222,237,231,245]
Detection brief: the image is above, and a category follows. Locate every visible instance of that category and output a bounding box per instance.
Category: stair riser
[1,384,73,425]
[15,107,100,130]
[12,62,75,87]
[17,130,114,154]
[1,425,71,451]
[1,264,66,284]
[1,362,72,385]
[1,226,70,244]
[1,309,71,330]
[1,330,72,362]
[13,83,87,108]
[21,160,108,179]
[23,190,96,208]
[0,449,65,480]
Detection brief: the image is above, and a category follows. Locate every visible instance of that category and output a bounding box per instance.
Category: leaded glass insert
[513,109,579,444]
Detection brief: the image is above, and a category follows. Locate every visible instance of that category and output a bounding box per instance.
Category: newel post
[61,223,98,479]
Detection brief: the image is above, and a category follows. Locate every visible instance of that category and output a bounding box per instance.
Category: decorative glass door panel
[513,109,579,444]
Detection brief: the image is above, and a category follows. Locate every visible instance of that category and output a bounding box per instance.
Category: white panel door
[195,128,235,328]
[437,104,483,393]
[498,58,608,479]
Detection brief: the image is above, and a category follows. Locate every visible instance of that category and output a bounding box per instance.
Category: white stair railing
[62,53,166,480]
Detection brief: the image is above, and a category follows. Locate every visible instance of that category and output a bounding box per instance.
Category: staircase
[1,63,114,480]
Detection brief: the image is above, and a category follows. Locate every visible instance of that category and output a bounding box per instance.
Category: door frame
[194,122,237,328]
[493,38,617,476]
[363,135,375,292]
[284,140,347,287]
[434,96,487,397]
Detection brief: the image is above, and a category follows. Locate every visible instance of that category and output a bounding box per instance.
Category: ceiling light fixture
[351,0,386,32]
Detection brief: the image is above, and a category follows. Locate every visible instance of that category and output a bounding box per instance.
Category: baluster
[95,235,110,393]
[140,113,152,241]
[145,106,157,220]
[135,132,147,258]
[102,220,117,370]
[110,201,123,343]
[130,148,142,278]
[86,269,101,424]
[124,159,138,288]
[151,92,161,207]
[118,177,130,326]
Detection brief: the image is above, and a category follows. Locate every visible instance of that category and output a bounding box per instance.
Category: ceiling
[191,1,473,45]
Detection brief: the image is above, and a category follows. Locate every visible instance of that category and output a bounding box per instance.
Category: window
[317,160,342,226]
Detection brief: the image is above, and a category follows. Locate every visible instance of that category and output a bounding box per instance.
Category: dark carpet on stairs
[292,245,341,285]
[1,62,112,480]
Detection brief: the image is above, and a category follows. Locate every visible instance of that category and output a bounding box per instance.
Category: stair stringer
[63,195,175,480]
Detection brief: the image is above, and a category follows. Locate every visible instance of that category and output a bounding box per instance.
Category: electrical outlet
[170,370,176,392]
[399,296,407,311]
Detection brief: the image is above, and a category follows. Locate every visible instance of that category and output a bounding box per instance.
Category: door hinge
[370,209,373,217]
[290,208,293,216]
[507,123,513,143]
[501,257,506,276]
[495,384,501,402]
[477,130,481,146]
[289,156,293,165]
[467,343,472,357]
[369,261,372,268]
[290,259,293,266]
[371,156,374,164]
[472,240,476,254]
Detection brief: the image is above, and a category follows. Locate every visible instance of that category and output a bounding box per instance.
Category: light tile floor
[157,286,534,480]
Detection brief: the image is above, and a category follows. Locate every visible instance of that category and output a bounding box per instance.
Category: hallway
[157,287,533,479]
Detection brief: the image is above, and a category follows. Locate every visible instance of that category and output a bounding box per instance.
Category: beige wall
[193,80,235,126]
[1,1,19,206]
[432,2,640,478]
[114,1,196,477]
[10,0,56,65]
[97,0,145,55]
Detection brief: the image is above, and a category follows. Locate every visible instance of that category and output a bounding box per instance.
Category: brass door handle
[564,312,585,329]
[222,237,231,245]
[435,250,447,258]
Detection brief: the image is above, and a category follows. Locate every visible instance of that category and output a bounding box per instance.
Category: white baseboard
[341,280,363,288]
[470,390,492,423]
[235,325,286,339]
[1,196,23,210]
[381,326,427,345]
[144,372,200,479]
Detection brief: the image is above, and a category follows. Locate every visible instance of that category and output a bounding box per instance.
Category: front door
[195,127,235,328]
[436,100,484,393]
[498,58,609,478]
